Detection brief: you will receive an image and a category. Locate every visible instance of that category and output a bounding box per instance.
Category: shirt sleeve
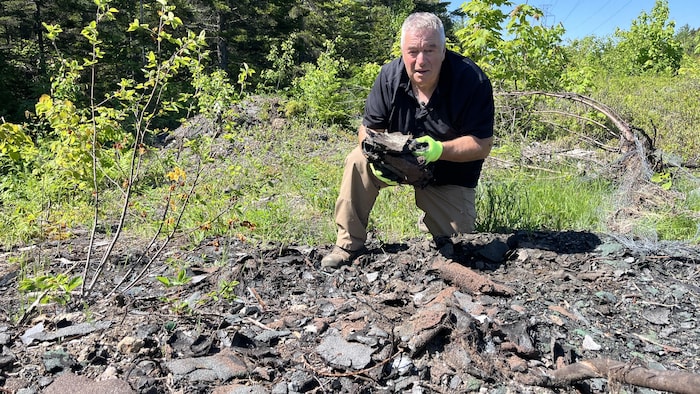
[455,62,495,138]
[455,66,495,139]
[362,63,395,130]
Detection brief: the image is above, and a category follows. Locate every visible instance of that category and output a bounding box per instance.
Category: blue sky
[447,0,698,41]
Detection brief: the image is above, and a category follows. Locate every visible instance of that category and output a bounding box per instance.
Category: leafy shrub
[455,1,567,91]
[0,123,37,173]
[612,0,682,75]
[292,40,350,124]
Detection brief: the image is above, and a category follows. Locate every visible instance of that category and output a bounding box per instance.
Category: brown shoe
[321,246,366,268]
[434,236,454,259]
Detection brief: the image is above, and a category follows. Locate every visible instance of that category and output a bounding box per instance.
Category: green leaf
[157,276,172,287]
[128,19,141,32]
[65,276,83,292]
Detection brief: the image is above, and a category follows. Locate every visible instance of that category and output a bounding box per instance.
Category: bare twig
[17,289,51,325]
[534,109,617,137]
[303,350,403,378]
[117,164,203,295]
[248,287,267,311]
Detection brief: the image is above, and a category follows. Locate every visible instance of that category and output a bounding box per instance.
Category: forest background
[1,0,699,259]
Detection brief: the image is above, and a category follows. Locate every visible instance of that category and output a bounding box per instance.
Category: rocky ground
[1,229,699,393]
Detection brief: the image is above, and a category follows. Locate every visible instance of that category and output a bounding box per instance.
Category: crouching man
[322,12,495,268]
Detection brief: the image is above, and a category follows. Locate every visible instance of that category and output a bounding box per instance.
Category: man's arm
[439,135,493,163]
[360,124,493,163]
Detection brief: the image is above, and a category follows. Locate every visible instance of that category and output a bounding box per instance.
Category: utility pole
[539,3,555,27]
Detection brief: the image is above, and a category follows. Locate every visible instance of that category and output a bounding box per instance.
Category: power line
[562,0,582,24]
[586,0,635,36]
[569,1,614,32]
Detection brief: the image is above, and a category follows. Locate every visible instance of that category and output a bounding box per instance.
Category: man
[321,12,495,268]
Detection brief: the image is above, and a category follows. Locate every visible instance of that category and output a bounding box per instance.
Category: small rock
[24,321,112,345]
[2,376,29,393]
[135,324,160,338]
[254,329,290,345]
[43,348,77,373]
[20,322,44,345]
[0,354,15,369]
[391,354,414,375]
[348,332,378,347]
[507,355,528,372]
[304,318,328,334]
[582,335,602,351]
[288,370,317,392]
[316,335,373,370]
[476,239,510,263]
[271,382,288,394]
[168,330,212,357]
[99,365,119,380]
[165,350,248,382]
[253,365,273,381]
[643,308,671,325]
[212,384,268,394]
[42,373,134,394]
[595,291,617,303]
[365,272,379,283]
[38,376,54,387]
[510,304,526,313]
[117,336,145,354]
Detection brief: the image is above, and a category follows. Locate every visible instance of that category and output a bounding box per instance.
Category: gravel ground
[1,229,699,393]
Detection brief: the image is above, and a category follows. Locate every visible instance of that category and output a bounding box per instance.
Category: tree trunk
[217,11,228,70]
[34,0,45,75]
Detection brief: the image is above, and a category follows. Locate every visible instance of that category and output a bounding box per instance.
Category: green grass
[476,169,612,233]
[369,186,424,242]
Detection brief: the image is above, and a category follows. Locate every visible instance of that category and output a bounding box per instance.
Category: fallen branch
[523,358,700,394]
[500,91,639,150]
[432,258,514,296]
[498,91,659,170]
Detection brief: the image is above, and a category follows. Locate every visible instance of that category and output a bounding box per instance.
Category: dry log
[500,91,638,150]
[524,358,700,394]
[432,258,514,296]
[498,91,661,171]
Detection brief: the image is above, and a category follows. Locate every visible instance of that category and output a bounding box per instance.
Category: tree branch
[523,358,700,394]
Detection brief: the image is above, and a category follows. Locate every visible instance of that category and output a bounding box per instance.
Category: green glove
[369,163,398,186]
[412,135,443,163]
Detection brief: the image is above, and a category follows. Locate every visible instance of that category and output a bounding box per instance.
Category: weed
[157,268,191,288]
[205,280,240,303]
[18,273,83,305]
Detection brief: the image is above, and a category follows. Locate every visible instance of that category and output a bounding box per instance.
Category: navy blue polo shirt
[362,50,494,188]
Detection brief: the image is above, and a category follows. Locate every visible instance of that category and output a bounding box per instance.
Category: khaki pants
[333,146,476,251]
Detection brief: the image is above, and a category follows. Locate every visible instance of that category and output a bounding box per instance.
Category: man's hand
[412,135,443,163]
[369,163,398,186]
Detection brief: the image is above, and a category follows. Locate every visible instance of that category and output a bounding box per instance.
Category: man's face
[401,28,445,88]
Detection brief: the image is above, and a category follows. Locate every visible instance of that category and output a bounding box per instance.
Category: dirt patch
[1,230,698,393]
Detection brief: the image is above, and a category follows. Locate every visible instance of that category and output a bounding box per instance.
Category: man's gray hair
[400,12,446,49]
